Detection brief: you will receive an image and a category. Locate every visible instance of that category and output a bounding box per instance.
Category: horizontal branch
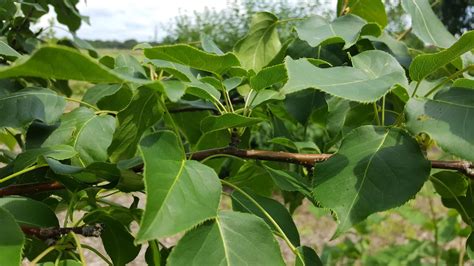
[0,147,472,197]
[21,223,103,239]
[0,181,64,197]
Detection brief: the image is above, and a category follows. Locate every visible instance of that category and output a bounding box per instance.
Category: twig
[0,181,64,196]
[21,224,103,240]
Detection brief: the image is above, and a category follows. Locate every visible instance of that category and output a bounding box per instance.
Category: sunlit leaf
[0,207,24,266]
[0,196,59,227]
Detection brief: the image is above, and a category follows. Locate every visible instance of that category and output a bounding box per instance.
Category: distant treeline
[86,39,159,49]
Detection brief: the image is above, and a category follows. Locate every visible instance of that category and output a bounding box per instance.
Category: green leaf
[467,233,474,259]
[282,50,407,103]
[200,33,223,55]
[115,54,147,78]
[250,64,287,91]
[234,12,281,71]
[0,46,145,83]
[231,189,300,246]
[0,207,24,266]
[409,31,474,81]
[401,0,456,48]
[168,211,285,266]
[441,184,474,226]
[200,113,263,133]
[0,196,59,227]
[0,40,21,59]
[250,89,285,108]
[227,162,275,197]
[0,87,66,128]
[296,14,380,49]
[85,212,141,265]
[285,89,325,125]
[431,171,469,198]
[337,0,387,27]
[405,87,474,161]
[82,83,123,106]
[367,31,411,67]
[37,260,82,266]
[136,131,221,242]
[144,44,240,75]
[108,86,162,162]
[295,246,323,266]
[263,165,311,195]
[13,144,77,171]
[313,126,430,237]
[43,108,115,166]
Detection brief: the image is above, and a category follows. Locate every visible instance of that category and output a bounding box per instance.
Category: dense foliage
[0,0,473,265]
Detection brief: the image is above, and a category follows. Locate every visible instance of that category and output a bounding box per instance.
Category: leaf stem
[411,81,422,98]
[82,244,113,265]
[220,180,304,262]
[158,96,185,152]
[71,232,86,265]
[66,97,100,111]
[30,246,56,265]
[0,164,48,184]
[381,96,386,126]
[424,65,474,97]
[373,103,381,126]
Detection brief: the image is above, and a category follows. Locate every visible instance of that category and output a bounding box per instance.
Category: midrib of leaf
[215,217,232,266]
[72,115,97,167]
[431,98,474,109]
[339,131,389,229]
[411,0,437,46]
[142,159,186,238]
[0,92,60,101]
[250,19,277,70]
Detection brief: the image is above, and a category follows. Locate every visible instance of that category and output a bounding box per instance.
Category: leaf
[231,189,300,246]
[467,232,474,259]
[367,31,411,67]
[263,165,311,195]
[115,54,147,78]
[13,144,77,171]
[441,184,474,226]
[37,260,82,266]
[401,0,456,48]
[0,196,59,227]
[0,87,66,128]
[313,126,430,237]
[234,12,281,71]
[405,87,474,161]
[282,50,407,103]
[337,0,387,27]
[431,171,469,198]
[82,83,123,106]
[0,40,21,59]
[250,89,285,108]
[144,44,240,75]
[0,207,24,266]
[167,211,285,266]
[0,46,145,83]
[285,89,325,125]
[296,14,380,49]
[200,33,223,55]
[227,162,275,197]
[200,113,263,133]
[85,212,141,265]
[43,108,115,166]
[136,131,221,242]
[409,31,474,81]
[250,64,287,91]
[295,246,323,266]
[108,86,162,162]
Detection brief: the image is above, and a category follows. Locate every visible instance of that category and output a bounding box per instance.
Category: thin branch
[21,224,103,240]
[0,181,64,196]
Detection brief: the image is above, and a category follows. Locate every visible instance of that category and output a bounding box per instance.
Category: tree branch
[0,148,472,197]
[21,224,103,240]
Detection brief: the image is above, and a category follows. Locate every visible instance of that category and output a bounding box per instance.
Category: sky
[37,0,336,41]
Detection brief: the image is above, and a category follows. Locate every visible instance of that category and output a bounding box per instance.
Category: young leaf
[43,108,115,166]
[250,64,287,91]
[0,196,59,227]
[282,50,407,103]
[234,12,281,71]
[401,0,456,48]
[108,86,162,162]
[0,207,24,266]
[0,87,66,128]
[13,144,77,171]
[200,33,224,55]
[167,211,285,266]
[337,0,387,28]
[296,14,380,49]
[82,83,123,106]
[136,131,221,242]
[409,31,474,81]
[405,87,474,161]
[313,126,430,237]
[231,189,300,246]
[200,113,263,133]
[0,46,144,83]
[144,44,240,75]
